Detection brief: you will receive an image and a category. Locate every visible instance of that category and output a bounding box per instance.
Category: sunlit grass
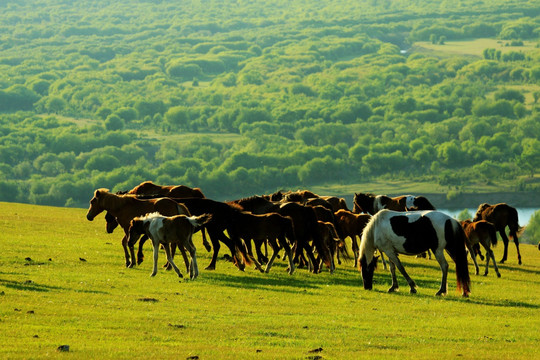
[1,202,539,359]
[412,38,538,58]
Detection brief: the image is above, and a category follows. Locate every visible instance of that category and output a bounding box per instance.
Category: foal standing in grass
[127,212,211,280]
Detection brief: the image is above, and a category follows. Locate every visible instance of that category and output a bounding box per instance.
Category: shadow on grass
[0,278,110,295]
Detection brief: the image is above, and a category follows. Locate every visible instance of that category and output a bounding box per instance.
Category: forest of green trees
[0,0,539,207]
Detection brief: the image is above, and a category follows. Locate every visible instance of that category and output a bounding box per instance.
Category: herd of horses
[86,181,527,297]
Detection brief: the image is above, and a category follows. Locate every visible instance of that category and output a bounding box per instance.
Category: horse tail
[486,222,498,247]
[445,220,471,296]
[358,213,376,272]
[507,206,523,240]
[187,213,212,228]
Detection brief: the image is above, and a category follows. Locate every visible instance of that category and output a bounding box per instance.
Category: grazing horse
[353,193,435,215]
[333,209,371,267]
[473,203,523,264]
[229,211,297,274]
[358,210,471,297]
[461,220,501,277]
[127,213,211,279]
[86,189,190,268]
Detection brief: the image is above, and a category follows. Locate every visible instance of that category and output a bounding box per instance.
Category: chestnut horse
[333,209,371,267]
[353,193,435,215]
[473,203,523,264]
[127,212,211,280]
[86,189,190,268]
[359,210,470,296]
[461,219,501,277]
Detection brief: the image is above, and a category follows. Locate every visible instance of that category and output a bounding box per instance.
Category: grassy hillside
[1,202,539,359]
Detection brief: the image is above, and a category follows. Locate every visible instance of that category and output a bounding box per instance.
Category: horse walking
[473,203,523,264]
[86,189,190,268]
[461,220,501,277]
[358,210,471,297]
[127,213,211,280]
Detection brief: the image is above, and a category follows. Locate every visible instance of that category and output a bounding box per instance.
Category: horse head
[359,254,378,290]
[86,188,109,221]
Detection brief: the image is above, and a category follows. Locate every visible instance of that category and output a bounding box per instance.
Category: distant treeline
[0,0,539,207]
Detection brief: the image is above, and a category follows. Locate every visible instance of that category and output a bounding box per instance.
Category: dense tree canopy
[0,0,539,206]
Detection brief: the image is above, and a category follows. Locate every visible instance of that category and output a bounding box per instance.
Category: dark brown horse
[461,219,501,277]
[86,189,190,268]
[353,193,435,215]
[157,197,263,272]
[231,196,332,273]
[229,211,297,274]
[333,209,371,267]
[473,203,523,264]
[129,181,205,198]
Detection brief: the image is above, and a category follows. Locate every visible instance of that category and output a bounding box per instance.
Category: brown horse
[127,181,210,254]
[127,213,211,279]
[333,209,371,267]
[353,193,435,215]
[129,180,205,198]
[229,211,296,274]
[461,219,501,277]
[473,203,523,264]
[317,221,347,273]
[231,196,332,273]
[86,189,190,268]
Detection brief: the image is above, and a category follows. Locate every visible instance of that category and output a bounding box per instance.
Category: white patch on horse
[405,195,416,210]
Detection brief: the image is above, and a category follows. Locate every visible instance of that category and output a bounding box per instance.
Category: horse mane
[134,212,164,222]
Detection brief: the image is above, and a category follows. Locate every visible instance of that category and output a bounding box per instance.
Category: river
[440,208,538,226]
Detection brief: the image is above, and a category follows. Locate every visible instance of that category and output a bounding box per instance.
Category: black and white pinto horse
[358,210,471,297]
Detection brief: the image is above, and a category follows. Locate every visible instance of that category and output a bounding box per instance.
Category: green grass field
[412,38,538,58]
[1,202,539,359]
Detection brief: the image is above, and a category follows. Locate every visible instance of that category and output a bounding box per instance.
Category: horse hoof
[205,265,215,271]
[497,273,501,278]
[410,288,417,294]
[388,287,398,293]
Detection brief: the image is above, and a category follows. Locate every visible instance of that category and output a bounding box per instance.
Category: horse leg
[304,244,319,273]
[137,235,148,265]
[204,229,221,270]
[264,240,280,274]
[433,250,449,296]
[387,260,399,293]
[179,246,190,274]
[379,251,388,270]
[188,241,198,280]
[499,229,509,264]
[466,242,480,276]
[351,235,359,267]
[384,251,417,294]
[163,243,183,279]
[486,246,501,278]
[513,234,522,265]
[121,235,131,268]
[151,238,159,277]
